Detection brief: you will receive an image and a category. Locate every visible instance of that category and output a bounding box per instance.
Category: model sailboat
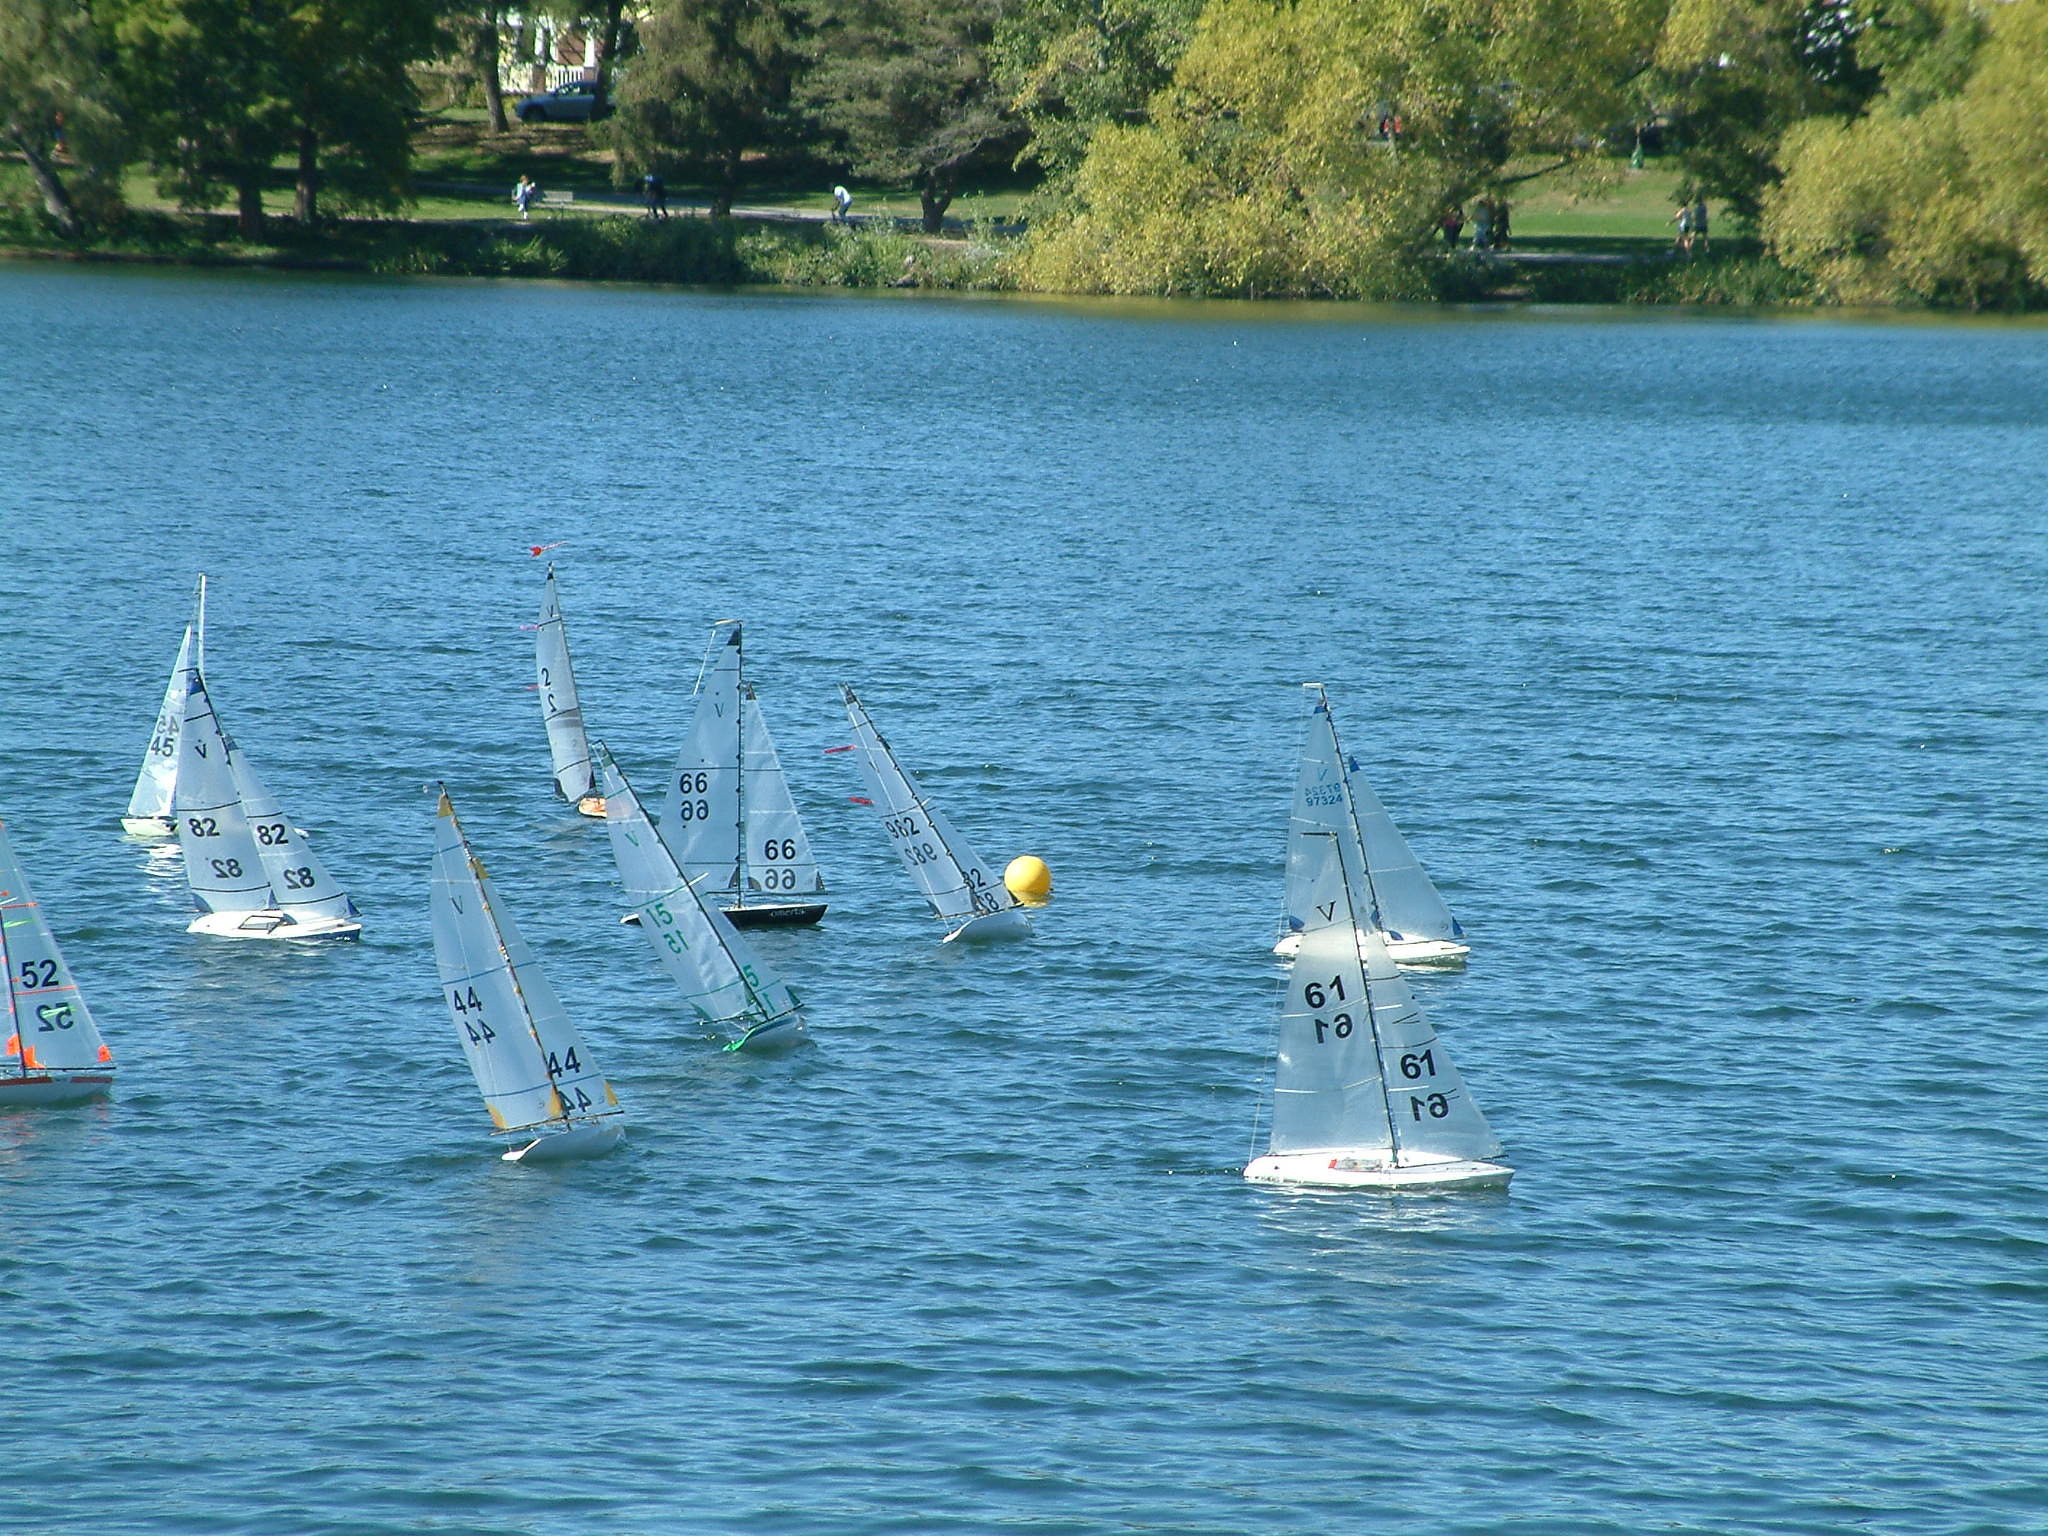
[174,672,361,940]
[1,816,116,1105]
[1275,684,1469,969]
[122,575,206,837]
[840,684,1028,943]
[598,746,806,1052]
[430,787,624,1162]
[1246,829,1510,1191]
[659,620,826,927]
[535,564,604,817]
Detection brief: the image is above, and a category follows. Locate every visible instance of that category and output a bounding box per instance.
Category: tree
[1022,0,1664,297]
[802,0,1024,232]
[0,0,128,237]
[1763,0,2048,307]
[107,0,435,232]
[990,0,1203,188]
[603,0,804,216]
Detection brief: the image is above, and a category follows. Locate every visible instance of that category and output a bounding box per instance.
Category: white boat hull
[726,1013,808,1053]
[1244,1150,1512,1191]
[0,1073,115,1106]
[943,908,1032,944]
[503,1119,624,1163]
[187,909,363,941]
[1273,928,1469,969]
[122,815,176,838]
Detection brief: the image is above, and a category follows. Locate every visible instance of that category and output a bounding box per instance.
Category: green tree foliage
[1763,0,2048,307]
[989,0,1202,188]
[107,0,435,233]
[0,0,129,236]
[1024,0,1665,297]
[801,0,1023,231]
[604,0,804,216]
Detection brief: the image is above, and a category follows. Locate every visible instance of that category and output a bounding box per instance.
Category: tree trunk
[236,176,265,238]
[476,6,508,134]
[8,128,81,238]
[710,150,737,217]
[919,182,952,235]
[593,0,627,116]
[294,124,319,224]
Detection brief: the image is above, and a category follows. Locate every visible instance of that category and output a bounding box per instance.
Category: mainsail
[431,788,622,1148]
[600,746,803,1045]
[0,816,114,1098]
[661,621,824,906]
[1266,832,1501,1169]
[124,575,206,828]
[535,564,596,804]
[174,673,278,917]
[1282,684,1465,957]
[840,684,1019,935]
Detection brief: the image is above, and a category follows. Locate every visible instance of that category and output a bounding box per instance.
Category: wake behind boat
[1275,684,1470,970]
[1246,829,1509,1192]
[1,815,116,1105]
[660,620,826,928]
[430,787,624,1162]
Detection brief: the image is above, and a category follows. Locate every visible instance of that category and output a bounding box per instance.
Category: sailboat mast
[1320,828,1402,1159]
[194,573,208,681]
[731,626,748,907]
[1317,686,1387,932]
[0,862,20,1083]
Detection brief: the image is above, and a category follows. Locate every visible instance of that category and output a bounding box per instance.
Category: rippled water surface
[3,265,2046,1535]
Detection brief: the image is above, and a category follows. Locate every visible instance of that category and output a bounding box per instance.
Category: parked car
[516,80,608,124]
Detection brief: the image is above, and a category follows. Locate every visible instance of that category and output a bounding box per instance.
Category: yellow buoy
[1004,855,1053,906]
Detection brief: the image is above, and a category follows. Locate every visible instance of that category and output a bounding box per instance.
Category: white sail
[431,789,622,1142]
[123,576,206,828]
[535,564,596,803]
[662,620,743,889]
[662,621,825,906]
[1281,685,1466,958]
[1262,831,1502,1176]
[841,684,1018,931]
[125,623,194,822]
[742,688,823,897]
[174,673,277,916]
[0,816,115,1091]
[599,747,802,1042]
[230,751,355,926]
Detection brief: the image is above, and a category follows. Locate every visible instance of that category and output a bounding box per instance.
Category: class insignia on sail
[1,814,117,1105]
[430,787,624,1162]
[1275,683,1469,970]
[838,683,1030,944]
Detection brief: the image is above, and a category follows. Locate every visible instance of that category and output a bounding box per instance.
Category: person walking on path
[1439,205,1465,247]
[1471,197,1494,252]
[514,174,538,220]
[832,184,853,224]
[1493,199,1511,251]
[1690,196,1709,255]
[642,172,668,220]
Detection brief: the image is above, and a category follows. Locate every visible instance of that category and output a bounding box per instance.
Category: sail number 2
[448,984,497,1045]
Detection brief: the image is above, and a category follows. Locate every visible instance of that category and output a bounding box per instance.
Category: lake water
[3,264,2045,1535]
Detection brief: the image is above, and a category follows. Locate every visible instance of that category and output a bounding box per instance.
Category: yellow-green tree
[1022,0,1666,298]
[1763,0,2048,307]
